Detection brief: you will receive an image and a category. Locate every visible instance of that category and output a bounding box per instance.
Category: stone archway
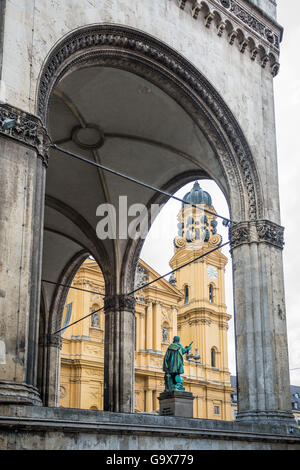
[28,23,294,423]
[37,24,262,223]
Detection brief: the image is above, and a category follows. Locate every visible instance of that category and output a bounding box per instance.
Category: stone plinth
[158,391,194,418]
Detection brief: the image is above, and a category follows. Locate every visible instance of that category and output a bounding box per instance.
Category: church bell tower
[169,182,231,374]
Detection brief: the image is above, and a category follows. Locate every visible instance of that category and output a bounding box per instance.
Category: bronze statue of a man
[163,336,192,391]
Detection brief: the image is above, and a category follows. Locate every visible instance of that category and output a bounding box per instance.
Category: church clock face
[207,265,217,281]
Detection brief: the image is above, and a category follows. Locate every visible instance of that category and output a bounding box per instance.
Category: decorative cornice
[0,103,50,166]
[178,0,281,75]
[104,294,136,314]
[229,219,284,249]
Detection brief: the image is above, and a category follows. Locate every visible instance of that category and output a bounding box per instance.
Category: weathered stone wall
[0,405,300,450]
[0,0,281,221]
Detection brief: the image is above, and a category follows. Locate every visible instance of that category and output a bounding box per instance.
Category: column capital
[104,294,136,314]
[229,220,284,250]
[40,334,62,350]
[0,103,50,167]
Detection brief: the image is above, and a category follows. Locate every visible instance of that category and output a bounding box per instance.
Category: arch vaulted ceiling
[43,64,227,299]
[38,24,263,313]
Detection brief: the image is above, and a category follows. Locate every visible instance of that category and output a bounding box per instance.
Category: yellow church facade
[59,182,235,419]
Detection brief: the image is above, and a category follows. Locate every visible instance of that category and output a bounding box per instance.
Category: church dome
[182,181,212,207]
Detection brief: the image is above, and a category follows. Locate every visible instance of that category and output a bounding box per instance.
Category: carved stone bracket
[230,219,284,250]
[42,334,63,350]
[0,103,50,166]
[179,0,282,75]
[104,294,136,314]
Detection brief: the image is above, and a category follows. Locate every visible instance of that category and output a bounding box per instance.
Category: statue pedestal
[158,391,194,418]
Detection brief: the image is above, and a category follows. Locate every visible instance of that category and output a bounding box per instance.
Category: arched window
[209,284,214,303]
[211,347,216,368]
[184,285,189,305]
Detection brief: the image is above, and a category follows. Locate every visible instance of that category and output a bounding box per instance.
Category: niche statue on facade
[162,336,192,391]
[162,326,169,343]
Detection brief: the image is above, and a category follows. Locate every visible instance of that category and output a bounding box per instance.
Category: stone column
[145,301,153,351]
[104,294,135,412]
[230,220,295,424]
[0,104,48,405]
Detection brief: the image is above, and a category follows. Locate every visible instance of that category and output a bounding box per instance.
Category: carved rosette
[104,294,136,314]
[230,220,284,250]
[0,103,50,166]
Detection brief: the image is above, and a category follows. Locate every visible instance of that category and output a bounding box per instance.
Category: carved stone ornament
[134,264,149,290]
[37,24,262,225]
[217,0,280,48]
[104,294,136,314]
[0,103,50,166]
[178,0,282,73]
[256,220,284,249]
[230,220,284,250]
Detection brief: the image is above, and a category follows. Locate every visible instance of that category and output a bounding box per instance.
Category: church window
[211,347,216,367]
[184,285,189,304]
[209,284,214,303]
[214,406,220,415]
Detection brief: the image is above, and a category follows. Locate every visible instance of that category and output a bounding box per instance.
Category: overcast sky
[141,1,300,385]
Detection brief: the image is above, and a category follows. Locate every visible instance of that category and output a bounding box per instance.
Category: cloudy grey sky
[141,1,300,385]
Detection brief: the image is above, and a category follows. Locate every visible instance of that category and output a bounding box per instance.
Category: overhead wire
[50,241,230,335]
[50,143,233,226]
